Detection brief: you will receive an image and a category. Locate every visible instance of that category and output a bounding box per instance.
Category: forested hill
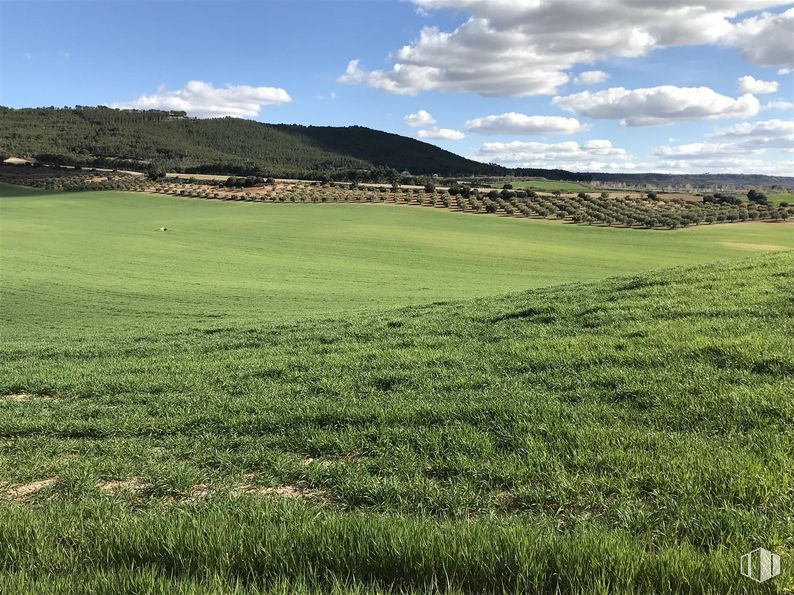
[0,106,515,178]
[588,171,794,189]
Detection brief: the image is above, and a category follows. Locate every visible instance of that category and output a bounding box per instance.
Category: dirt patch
[721,241,789,252]
[1,393,54,402]
[96,477,149,495]
[1,477,59,501]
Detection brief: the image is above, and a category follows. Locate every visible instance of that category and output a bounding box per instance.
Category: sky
[1,0,793,175]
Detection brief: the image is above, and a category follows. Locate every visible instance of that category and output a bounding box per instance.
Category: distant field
[768,192,794,204]
[509,179,593,192]
[2,185,792,334]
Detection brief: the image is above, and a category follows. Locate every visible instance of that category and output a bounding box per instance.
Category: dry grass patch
[721,241,790,252]
[1,477,59,502]
[300,457,334,469]
[1,393,55,402]
[96,477,149,495]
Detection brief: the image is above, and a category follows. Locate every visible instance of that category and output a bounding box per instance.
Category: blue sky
[2,0,793,174]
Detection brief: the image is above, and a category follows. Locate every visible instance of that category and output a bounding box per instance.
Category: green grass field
[768,193,794,204]
[508,179,594,192]
[2,185,792,334]
[1,185,793,593]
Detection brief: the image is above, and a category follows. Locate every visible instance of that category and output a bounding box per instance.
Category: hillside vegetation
[0,106,507,178]
[1,243,792,592]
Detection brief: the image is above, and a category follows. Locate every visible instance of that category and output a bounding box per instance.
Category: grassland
[768,193,794,204]
[2,185,792,333]
[1,185,792,593]
[507,179,593,192]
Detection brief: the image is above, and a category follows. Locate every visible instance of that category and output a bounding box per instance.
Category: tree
[147,164,166,180]
[646,192,658,200]
[747,189,768,204]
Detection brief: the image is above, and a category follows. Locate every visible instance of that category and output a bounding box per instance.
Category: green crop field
[508,179,594,192]
[768,193,794,204]
[1,184,793,593]
[2,185,792,332]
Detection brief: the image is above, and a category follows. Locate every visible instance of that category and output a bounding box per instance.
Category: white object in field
[160,227,168,232]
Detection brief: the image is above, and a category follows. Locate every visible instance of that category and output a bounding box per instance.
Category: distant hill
[588,172,794,190]
[0,106,515,179]
[2,107,791,189]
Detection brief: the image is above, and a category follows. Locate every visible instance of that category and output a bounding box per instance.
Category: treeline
[589,171,794,190]
[0,106,532,180]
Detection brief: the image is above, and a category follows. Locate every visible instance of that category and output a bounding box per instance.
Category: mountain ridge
[1,106,792,188]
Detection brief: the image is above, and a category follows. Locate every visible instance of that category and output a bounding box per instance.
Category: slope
[0,252,791,593]
[0,106,503,177]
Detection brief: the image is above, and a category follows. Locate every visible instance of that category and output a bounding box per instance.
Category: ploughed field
[0,183,792,593]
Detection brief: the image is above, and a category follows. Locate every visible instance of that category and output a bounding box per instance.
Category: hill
[3,106,792,188]
[0,106,512,178]
[1,194,791,592]
[588,171,794,190]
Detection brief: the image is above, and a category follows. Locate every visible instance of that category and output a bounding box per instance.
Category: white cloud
[417,127,465,140]
[404,109,437,127]
[654,142,760,160]
[114,81,292,118]
[725,8,794,70]
[763,100,794,111]
[656,157,794,175]
[465,113,588,135]
[711,118,794,148]
[476,139,634,171]
[652,120,794,173]
[337,59,366,85]
[737,75,779,94]
[574,70,609,85]
[553,85,760,126]
[340,1,790,97]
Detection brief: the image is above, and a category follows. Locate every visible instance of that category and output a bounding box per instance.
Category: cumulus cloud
[655,157,794,175]
[763,100,794,111]
[404,109,437,127]
[417,127,465,140]
[340,1,790,97]
[114,81,291,118]
[465,113,588,135]
[737,75,779,94]
[574,70,609,85]
[476,139,634,171]
[654,142,760,160]
[552,85,760,126]
[711,118,794,149]
[724,8,794,70]
[652,119,794,174]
